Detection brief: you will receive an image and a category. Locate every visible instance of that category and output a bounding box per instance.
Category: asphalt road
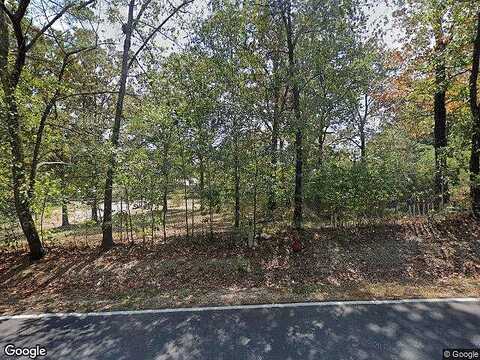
[0,299,479,360]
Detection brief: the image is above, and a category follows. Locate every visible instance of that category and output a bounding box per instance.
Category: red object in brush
[292,238,302,252]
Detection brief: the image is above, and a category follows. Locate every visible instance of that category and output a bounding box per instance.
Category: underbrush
[0,213,479,314]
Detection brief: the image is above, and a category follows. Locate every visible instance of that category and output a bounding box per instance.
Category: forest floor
[1,213,479,315]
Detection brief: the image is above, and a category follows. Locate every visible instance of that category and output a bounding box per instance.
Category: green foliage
[1,0,479,245]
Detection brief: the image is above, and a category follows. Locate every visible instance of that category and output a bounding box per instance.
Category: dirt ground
[1,214,479,315]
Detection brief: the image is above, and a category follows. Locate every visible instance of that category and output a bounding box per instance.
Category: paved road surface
[1,299,479,359]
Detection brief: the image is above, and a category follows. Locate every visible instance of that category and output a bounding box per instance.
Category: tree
[469,10,480,217]
[101,0,194,249]
[278,0,304,229]
[0,0,94,259]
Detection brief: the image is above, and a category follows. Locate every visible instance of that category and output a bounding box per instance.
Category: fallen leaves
[0,214,479,314]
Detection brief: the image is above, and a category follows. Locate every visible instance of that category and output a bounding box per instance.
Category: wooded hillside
[1,0,480,269]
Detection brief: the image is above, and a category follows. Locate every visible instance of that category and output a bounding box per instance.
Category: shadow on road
[0,301,479,359]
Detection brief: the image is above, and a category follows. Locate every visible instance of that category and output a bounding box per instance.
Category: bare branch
[26,0,96,51]
[127,0,194,69]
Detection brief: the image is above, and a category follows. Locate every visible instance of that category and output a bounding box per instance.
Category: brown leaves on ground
[0,214,479,315]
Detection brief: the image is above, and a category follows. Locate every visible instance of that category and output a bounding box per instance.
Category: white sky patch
[366,1,403,49]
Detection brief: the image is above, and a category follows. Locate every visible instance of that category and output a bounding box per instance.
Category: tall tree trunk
[191,196,195,238]
[469,12,480,217]
[359,123,366,161]
[91,197,98,223]
[253,157,258,239]
[199,153,205,213]
[359,94,368,162]
[318,130,325,168]
[206,153,214,240]
[269,111,279,213]
[120,196,123,242]
[150,180,155,242]
[162,187,168,242]
[0,7,44,260]
[101,0,135,249]
[433,26,449,207]
[125,186,133,244]
[182,146,189,238]
[282,0,303,230]
[233,114,240,229]
[4,93,44,260]
[268,57,281,213]
[60,167,69,227]
[61,203,69,227]
[162,141,169,242]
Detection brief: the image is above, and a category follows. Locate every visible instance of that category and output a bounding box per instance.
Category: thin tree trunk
[150,181,155,242]
[470,11,480,217]
[282,0,303,230]
[91,197,98,223]
[191,196,195,238]
[120,196,123,242]
[433,24,449,207]
[268,57,281,213]
[40,194,47,244]
[182,146,189,238]
[359,94,368,162]
[318,129,326,168]
[60,160,69,227]
[61,203,69,227]
[253,157,258,240]
[162,141,169,242]
[162,188,167,242]
[184,186,189,238]
[360,124,366,161]
[101,0,135,249]
[233,115,240,229]
[207,155,214,239]
[141,197,146,244]
[125,187,133,244]
[199,153,205,214]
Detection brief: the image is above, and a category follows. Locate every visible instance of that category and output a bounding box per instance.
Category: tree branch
[127,0,194,69]
[26,0,96,51]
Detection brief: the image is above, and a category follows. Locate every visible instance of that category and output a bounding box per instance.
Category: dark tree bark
[233,115,240,229]
[253,157,259,239]
[359,94,368,161]
[191,196,195,238]
[318,127,327,167]
[91,199,98,223]
[181,145,189,238]
[199,153,205,213]
[149,180,155,242]
[269,109,279,212]
[60,160,69,227]
[268,56,281,213]
[281,0,303,230]
[162,188,168,241]
[29,53,75,198]
[433,23,449,207]
[102,0,135,249]
[162,142,169,242]
[101,0,193,248]
[0,5,44,260]
[124,186,134,243]
[1,0,94,260]
[469,11,480,217]
[266,3,287,215]
[61,204,69,227]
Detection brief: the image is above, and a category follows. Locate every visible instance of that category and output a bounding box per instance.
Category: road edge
[1,297,479,320]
